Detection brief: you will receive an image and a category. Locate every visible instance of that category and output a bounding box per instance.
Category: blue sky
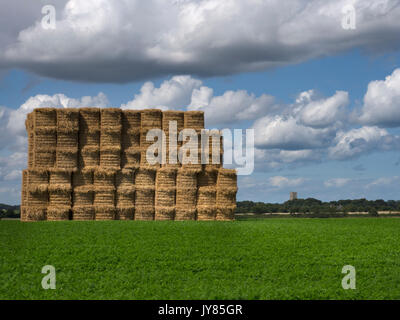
[1,0,400,204]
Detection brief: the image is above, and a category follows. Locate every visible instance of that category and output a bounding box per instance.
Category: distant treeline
[236,198,400,215]
[0,203,20,219]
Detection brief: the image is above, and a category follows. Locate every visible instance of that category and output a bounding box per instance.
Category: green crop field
[1,218,399,300]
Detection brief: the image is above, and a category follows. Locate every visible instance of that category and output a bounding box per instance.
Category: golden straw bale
[121,129,140,149]
[115,169,135,187]
[156,167,176,188]
[21,170,28,221]
[34,147,56,168]
[116,206,134,220]
[176,188,197,208]
[155,187,176,207]
[197,186,217,206]
[28,131,34,168]
[56,147,78,169]
[79,108,100,132]
[216,187,237,207]
[135,206,155,221]
[197,206,217,221]
[100,127,121,147]
[163,110,184,131]
[198,170,217,187]
[101,108,121,127]
[175,208,196,220]
[100,146,121,169]
[135,167,156,187]
[79,146,99,169]
[155,206,175,221]
[94,206,116,220]
[57,131,78,148]
[94,186,115,206]
[48,184,71,207]
[73,185,94,207]
[135,186,155,207]
[72,206,95,221]
[28,169,49,184]
[26,113,34,132]
[94,168,116,186]
[176,168,198,188]
[217,168,237,188]
[26,207,47,221]
[57,109,79,132]
[116,186,135,207]
[49,169,72,185]
[72,169,93,186]
[140,149,161,169]
[122,110,141,131]
[33,108,56,128]
[79,131,100,147]
[34,128,57,148]
[121,148,140,169]
[216,205,236,221]
[141,109,162,129]
[47,206,70,221]
[184,111,204,131]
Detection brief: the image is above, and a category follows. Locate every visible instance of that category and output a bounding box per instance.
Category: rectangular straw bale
[79,108,100,132]
[176,188,197,208]
[140,109,162,129]
[140,148,161,169]
[34,147,56,168]
[95,206,116,220]
[57,131,78,148]
[101,128,121,147]
[79,131,100,147]
[175,208,196,220]
[198,170,217,187]
[197,186,217,206]
[73,186,94,207]
[100,146,121,169]
[184,111,204,132]
[135,206,155,221]
[79,146,99,169]
[94,168,116,187]
[116,169,135,187]
[162,111,184,133]
[72,169,93,187]
[49,169,72,185]
[101,108,121,127]
[122,110,141,131]
[33,108,56,128]
[155,187,176,207]
[135,167,156,187]
[121,129,140,149]
[197,206,217,221]
[28,169,49,184]
[56,147,78,170]
[47,206,70,221]
[26,113,34,132]
[176,168,198,188]
[21,170,28,221]
[48,184,71,206]
[217,168,237,187]
[72,206,95,220]
[116,206,134,220]
[156,167,176,188]
[116,186,135,207]
[34,128,57,148]
[25,207,47,221]
[216,187,238,207]
[216,205,236,221]
[94,186,115,206]
[155,207,175,221]
[135,187,155,207]
[57,109,79,132]
[121,149,140,169]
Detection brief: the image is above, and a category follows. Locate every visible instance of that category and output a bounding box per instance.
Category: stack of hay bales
[115,169,135,220]
[121,111,141,169]
[182,112,203,171]
[78,108,100,169]
[100,109,122,170]
[21,108,237,221]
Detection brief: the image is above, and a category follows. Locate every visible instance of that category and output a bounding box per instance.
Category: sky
[0,0,400,204]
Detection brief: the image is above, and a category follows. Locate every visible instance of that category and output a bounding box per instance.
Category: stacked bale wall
[21,108,236,221]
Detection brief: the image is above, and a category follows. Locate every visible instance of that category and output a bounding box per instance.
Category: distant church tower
[290,192,298,201]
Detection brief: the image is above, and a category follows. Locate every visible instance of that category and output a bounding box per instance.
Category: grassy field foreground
[1,218,399,299]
